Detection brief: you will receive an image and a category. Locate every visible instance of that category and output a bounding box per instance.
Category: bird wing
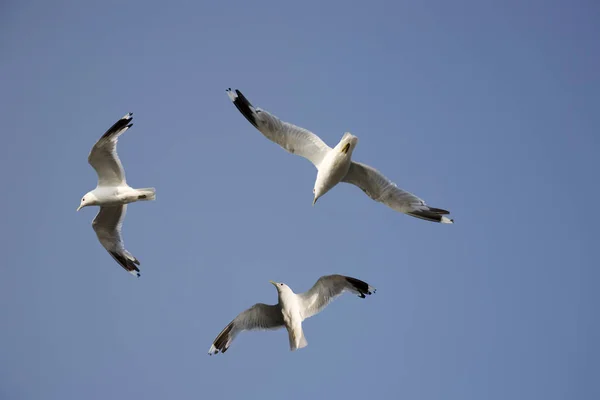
[92,205,140,277]
[298,274,375,320]
[342,161,454,223]
[226,88,331,168]
[208,303,284,355]
[88,113,133,186]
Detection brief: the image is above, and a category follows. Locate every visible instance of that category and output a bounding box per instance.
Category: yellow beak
[312,197,318,206]
[76,205,82,212]
[269,280,277,286]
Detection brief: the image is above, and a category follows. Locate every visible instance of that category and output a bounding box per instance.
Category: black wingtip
[211,321,233,355]
[407,207,452,223]
[407,211,443,223]
[109,251,141,275]
[228,89,259,129]
[100,114,134,139]
[345,276,374,297]
[428,207,450,215]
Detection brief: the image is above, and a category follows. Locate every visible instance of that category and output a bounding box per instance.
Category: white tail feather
[136,187,156,201]
[288,325,308,351]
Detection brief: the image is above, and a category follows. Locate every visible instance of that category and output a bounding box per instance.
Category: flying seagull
[77,113,156,277]
[227,88,453,224]
[208,274,375,355]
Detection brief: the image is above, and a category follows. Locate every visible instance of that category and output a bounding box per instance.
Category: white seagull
[227,88,453,224]
[77,113,156,277]
[208,274,375,355]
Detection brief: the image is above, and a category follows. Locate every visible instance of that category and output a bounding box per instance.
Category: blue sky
[1,0,598,399]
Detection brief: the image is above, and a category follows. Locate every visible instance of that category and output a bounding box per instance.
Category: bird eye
[82,198,85,202]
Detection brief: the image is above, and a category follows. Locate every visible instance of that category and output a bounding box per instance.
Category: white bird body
[227,88,454,224]
[83,186,153,207]
[208,275,376,355]
[277,284,308,350]
[313,133,358,204]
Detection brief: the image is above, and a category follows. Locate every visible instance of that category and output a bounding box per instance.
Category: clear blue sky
[1,1,598,399]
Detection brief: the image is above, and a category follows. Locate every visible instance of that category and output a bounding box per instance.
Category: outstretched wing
[226,88,331,168]
[208,303,284,355]
[298,274,376,320]
[342,161,454,224]
[88,113,133,186]
[92,205,140,277]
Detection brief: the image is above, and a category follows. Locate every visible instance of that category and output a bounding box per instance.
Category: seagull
[208,274,376,355]
[77,113,156,277]
[227,88,454,224]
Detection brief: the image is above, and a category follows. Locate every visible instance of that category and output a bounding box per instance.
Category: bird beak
[312,197,318,206]
[269,280,277,287]
[76,205,82,212]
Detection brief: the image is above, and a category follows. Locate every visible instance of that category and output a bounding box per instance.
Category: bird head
[269,280,292,295]
[312,184,327,206]
[77,192,98,211]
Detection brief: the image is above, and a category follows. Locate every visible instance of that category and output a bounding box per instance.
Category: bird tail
[135,188,156,201]
[288,325,308,351]
[407,207,453,224]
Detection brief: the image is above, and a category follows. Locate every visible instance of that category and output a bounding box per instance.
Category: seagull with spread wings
[77,113,156,277]
[208,274,375,355]
[227,88,453,224]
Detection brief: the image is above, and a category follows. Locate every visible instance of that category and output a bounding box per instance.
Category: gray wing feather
[208,303,284,355]
[92,205,140,276]
[342,162,453,223]
[88,113,132,186]
[298,274,375,320]
[92,206,126,250]
[227,89,331,168]
[342,162,427,212]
